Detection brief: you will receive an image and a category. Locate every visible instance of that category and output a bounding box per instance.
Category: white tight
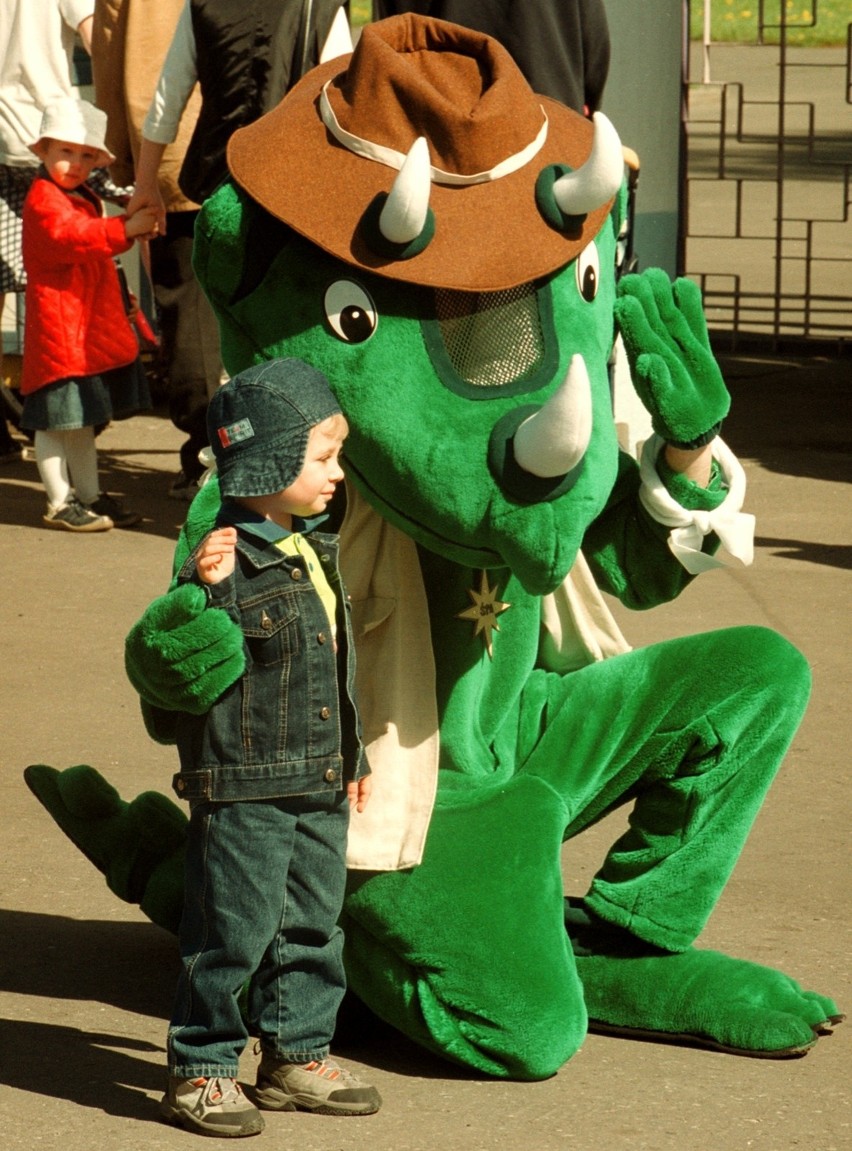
[34,426,100,510]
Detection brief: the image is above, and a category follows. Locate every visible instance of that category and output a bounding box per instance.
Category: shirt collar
[217,500,328,543]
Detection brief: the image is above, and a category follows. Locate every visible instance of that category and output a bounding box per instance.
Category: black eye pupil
[340,305,374,343]
[582,267,597,301]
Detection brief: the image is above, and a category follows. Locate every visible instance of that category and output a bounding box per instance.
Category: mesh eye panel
[434,284,544,387]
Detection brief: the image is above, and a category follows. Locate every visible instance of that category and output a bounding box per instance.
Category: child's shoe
[86,491,141,528]
[253,1055,381,1116]
[160,1076,265,1138]
[43,498,113,532]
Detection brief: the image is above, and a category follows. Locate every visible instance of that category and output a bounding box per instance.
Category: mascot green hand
[26,16,840,1080]
[614,268,730,447]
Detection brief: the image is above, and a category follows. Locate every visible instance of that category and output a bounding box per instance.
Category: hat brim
[227,56,615,293]
[28,139,116,169]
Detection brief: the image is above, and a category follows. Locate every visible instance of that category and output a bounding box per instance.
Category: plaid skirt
[20,360,152,432]
[0,164,36,294]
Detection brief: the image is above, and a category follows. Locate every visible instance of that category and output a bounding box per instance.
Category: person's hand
[347,775,373,813]
[196,527,237,584]
[128,138,169,234]
[125,205,160,241]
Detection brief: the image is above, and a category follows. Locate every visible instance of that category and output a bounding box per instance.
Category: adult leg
[0,290,14,454]
[0,164,33,455]
[150,220,223,492]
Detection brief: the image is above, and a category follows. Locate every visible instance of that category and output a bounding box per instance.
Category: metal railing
[684,2,851,352]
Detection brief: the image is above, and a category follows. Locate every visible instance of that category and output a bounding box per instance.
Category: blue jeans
[168,792,350,1077]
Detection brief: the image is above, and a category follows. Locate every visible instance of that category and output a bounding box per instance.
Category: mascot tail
[23,764,186,934]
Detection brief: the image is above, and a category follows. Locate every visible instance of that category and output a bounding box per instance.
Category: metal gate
[684,3,852,352]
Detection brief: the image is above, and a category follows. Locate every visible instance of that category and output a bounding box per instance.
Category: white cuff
[639,434,755,574]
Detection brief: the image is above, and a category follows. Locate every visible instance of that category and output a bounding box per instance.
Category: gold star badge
[456,571,511,658]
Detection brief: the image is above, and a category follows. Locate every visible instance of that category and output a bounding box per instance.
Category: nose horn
[513,355,593,478]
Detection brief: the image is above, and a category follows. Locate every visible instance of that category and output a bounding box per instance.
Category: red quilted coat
[21,176,140,395]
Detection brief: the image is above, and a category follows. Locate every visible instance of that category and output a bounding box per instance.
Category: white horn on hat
[513,355,593,478]
[378,136,432,245]
[552,113,624,217]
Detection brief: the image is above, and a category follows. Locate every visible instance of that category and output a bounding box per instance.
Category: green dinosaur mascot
[25,16,840,1080]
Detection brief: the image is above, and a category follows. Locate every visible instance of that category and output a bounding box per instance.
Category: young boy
[161,358,380,1138]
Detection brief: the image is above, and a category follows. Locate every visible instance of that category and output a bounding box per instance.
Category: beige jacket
[340,486,631,871]
[92,0,201,210]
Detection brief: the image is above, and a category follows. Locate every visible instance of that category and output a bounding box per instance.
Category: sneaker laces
[195,1076,245,1106]
[301,1059,348,1082]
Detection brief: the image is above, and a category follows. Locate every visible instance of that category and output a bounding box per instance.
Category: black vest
[374,1,610,114]
[180,0,345,204]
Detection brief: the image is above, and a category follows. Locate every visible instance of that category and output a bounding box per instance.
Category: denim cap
[208,359,342,499]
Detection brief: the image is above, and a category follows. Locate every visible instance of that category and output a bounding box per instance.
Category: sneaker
[254,1055,381,1116]
[87,491,141,528]
[43,498,113,532]
[160,1076,265,1138]
[169,470,201,501]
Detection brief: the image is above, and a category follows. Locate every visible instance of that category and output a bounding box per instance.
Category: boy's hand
[347,775,373,813]
[196,527,237,584]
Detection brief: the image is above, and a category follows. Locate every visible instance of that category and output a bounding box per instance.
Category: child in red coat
[21,97,158,531]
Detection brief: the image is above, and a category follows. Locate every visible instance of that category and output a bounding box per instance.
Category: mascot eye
[324,280,378,343]
[575,242,600,303]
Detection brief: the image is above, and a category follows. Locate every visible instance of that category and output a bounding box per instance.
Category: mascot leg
[24,763,186,935]
[342,774,586,1081]
[521,624,841,1054]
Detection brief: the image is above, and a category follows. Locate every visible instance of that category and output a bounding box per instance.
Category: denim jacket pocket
[240,587,301,666]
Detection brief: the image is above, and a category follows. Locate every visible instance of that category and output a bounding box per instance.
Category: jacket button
[320,706,331,720]
[291,568,302,580]
[317,631,327,644]
[324,768,337,783]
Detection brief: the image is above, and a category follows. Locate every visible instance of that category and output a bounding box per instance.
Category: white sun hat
[29,97,115,167]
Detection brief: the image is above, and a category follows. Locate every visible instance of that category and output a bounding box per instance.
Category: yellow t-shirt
[275,532,338,637]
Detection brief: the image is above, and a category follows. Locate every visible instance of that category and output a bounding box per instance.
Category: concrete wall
[601,0,686,277]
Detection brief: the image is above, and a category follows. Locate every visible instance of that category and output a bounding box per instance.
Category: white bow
[639,434,755,574]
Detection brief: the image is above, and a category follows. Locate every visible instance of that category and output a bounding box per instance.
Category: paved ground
[0,347,849,1151]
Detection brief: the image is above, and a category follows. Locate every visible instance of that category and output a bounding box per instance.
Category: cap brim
[28,140,117,168]
[227,57,615,293]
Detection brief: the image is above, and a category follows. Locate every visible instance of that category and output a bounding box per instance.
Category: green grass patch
[689,0,849,46]
[351,1,371,26]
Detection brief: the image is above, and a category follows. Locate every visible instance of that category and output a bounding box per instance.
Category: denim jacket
[171,508,368,803]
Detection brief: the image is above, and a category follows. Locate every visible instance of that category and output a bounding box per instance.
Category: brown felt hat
[227,14,621,292]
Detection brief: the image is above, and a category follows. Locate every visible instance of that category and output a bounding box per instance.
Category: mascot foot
[24,764,187,934]
[572,935,842,1058]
